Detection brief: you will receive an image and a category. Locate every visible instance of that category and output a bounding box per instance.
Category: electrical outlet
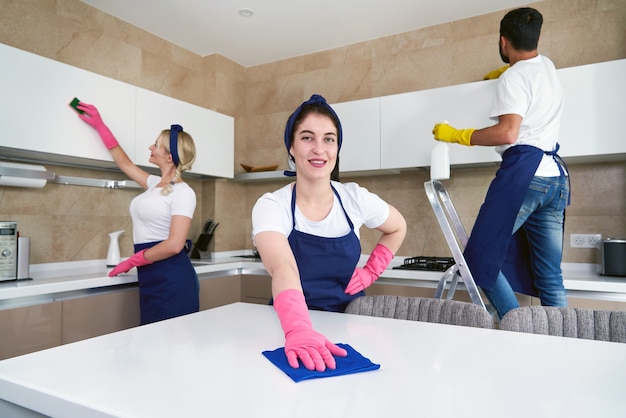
[570,234,602,248]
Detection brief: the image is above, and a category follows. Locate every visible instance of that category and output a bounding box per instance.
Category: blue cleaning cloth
[262,343,380,382]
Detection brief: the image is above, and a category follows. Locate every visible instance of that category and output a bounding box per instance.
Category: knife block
[190,233,213,259]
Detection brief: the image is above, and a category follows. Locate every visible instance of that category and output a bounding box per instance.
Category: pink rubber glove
[274,289,347,371]
[345,244,394,295]
[108,249,153,277]
[76,102,119,149]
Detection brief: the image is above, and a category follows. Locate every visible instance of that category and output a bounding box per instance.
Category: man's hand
[432,123,475,146]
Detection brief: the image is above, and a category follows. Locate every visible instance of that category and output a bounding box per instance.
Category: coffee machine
[0,221,18,282]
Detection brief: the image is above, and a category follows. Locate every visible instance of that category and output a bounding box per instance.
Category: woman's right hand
[76,102,105,129]
[274,289,347,371]
[283,326,347,371]
[75,102,119,149]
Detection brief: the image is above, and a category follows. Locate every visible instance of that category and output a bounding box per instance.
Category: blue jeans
[482,176,570,319]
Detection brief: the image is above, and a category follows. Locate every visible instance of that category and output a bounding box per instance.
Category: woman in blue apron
[76,102,199,325]
[252,95,406,372]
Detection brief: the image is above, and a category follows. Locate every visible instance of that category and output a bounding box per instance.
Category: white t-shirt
[252,181,390,241]
[129,175,196,244]
[491,55,564,176]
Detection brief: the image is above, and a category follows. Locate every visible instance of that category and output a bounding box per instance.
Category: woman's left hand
[109,249,153,277]
[345,244,393,295]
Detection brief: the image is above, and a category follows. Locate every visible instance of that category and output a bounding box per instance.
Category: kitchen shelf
[232,168,403,182]
[233,170,290,182]
[0,161,142,189]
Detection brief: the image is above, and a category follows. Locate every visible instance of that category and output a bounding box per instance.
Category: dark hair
[331,155,340,181]
[500,7,543,51]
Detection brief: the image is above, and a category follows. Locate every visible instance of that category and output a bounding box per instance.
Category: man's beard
[499,42,510,64]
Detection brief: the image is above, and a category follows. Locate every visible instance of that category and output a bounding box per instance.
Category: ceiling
[81,0,531,68]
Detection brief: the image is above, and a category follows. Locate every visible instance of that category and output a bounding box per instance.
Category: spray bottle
[430,120,451,180]
[106,230,125,267]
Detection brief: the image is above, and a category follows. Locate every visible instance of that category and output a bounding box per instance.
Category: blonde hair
[158,128,196,196]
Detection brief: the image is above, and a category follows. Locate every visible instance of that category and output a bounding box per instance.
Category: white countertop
[0,252,252,305]
[1,252,625,307]
[0,302,624,418]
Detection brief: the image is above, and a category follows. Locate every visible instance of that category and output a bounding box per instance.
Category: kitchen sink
[190,260,213,266]
[190,254,261,267]
[233,255,261,260]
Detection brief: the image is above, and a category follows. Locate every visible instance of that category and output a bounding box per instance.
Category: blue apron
[463,144,569,296]
[135,241,200,325]
[287,184,362,312]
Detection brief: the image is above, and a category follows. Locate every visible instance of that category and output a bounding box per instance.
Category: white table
[0,302,625,418]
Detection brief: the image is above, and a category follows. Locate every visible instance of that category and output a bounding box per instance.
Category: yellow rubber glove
[484,65,510,80]
[432,123,475,146]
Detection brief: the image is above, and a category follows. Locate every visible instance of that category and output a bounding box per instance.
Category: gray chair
[500,305,626,343]
[345,295,494,329]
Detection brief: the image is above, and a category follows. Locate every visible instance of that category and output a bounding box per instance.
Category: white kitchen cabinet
[0,42,136,165]
[380,79,500,170]
[135,88,234,178]
[379,59,626,171]
[331,97,381,172]
[0,43,235,178]
[557,59,625,160]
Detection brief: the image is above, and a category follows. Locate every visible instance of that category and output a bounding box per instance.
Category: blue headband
[283,94,342,177]
[169,124,183,167]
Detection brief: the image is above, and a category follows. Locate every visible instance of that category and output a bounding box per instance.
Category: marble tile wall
[0,0,624,264]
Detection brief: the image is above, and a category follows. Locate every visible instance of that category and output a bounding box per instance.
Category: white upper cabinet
[557,59,625,159]
[0,43,136,165]
[331,98,381,173]
[0,43,235,178]
[379,58,626,170]
[380,79,500,170]
[135,88,234,178]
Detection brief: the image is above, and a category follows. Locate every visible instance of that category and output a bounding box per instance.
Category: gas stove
[393,256,455,271]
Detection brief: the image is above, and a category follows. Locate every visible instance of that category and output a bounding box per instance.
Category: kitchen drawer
[0,301,62,360]
[241,275,272,304]
[62,288,140,344]
[199,275,242,310]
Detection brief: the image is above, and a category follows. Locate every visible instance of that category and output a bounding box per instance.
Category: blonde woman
[76,102,199,325]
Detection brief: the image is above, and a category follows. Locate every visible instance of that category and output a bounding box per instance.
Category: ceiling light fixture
[238,8,254,17]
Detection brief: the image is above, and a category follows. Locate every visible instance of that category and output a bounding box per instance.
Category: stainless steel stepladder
[424,179,486,309]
